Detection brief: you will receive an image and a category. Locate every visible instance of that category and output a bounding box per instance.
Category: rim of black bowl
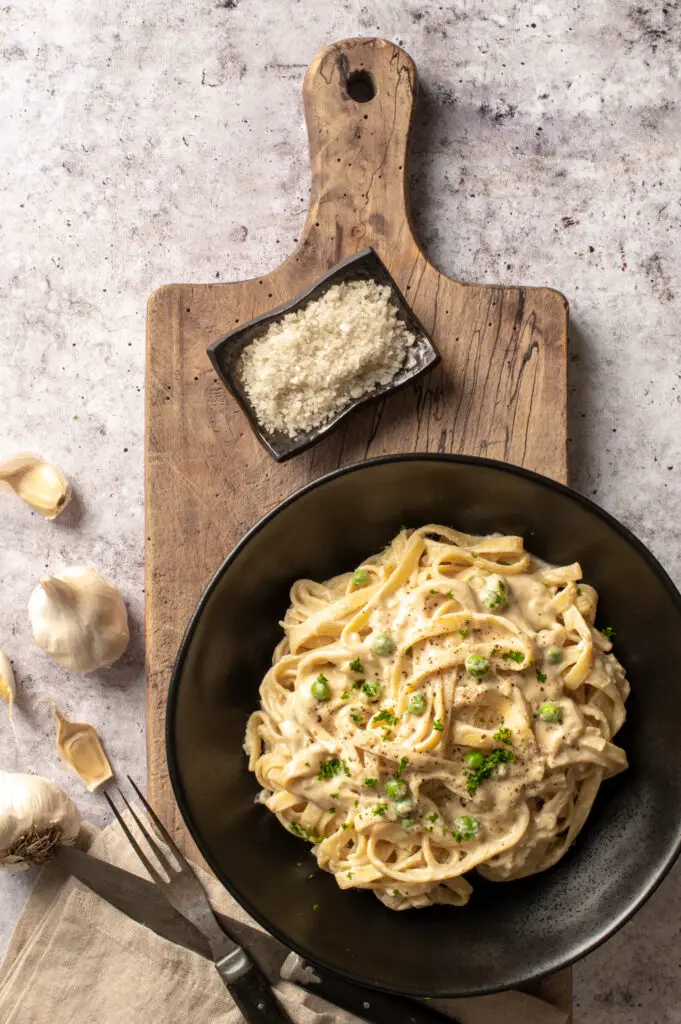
[166,453,681,997]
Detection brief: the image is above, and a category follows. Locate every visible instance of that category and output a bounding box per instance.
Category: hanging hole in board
[346,70,376,104]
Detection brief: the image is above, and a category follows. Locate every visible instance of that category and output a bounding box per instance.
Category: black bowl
[167,455,681,997]
[206,248,439,462]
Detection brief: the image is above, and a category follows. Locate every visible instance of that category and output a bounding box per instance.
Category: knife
[56,846,459,1024]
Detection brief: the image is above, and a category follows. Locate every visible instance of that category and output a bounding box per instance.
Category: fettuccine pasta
[245,525,629,910]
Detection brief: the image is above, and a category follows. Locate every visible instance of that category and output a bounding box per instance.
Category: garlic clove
[0,452,71,519]
[28,567,129,673]
[0,649,16,720]
[54,706,113,792]
[0,771,81,871]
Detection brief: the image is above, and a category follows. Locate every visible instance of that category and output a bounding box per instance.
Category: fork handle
[215,955,293,1024]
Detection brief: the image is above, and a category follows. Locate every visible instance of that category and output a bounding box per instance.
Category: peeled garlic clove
[54,706,113,792]
[0,649,16,719]
[0,771,81,872]
[0,453,71,519]
[28,567,129,673]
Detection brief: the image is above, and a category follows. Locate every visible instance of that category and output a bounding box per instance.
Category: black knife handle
[220,959,293,1024]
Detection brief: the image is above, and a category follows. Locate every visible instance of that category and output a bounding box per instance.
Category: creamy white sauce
[245,526,629,909]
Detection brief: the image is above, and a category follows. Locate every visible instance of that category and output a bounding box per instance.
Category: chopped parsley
[317,758,342,781]
[364,778,378,788]
[372,709,399,727]
[361,679,382,701]
[577,587,583,596]
[493,727,513,746]
[459,628,468,639]
[340,690,349,700]
[329,807,336,814]
[317,758,350,781]
[289,823,322,844]
[330,792,340,799]
[536,669,547,684]
[490,645,501,657]
[373,803,388,816]
[313,904,319,911]
[397,755,409,777]
[445,591,454,598]
[427,812,439,824]
[429,588,439,594]
[464,748,514,795]
[354,799,359,808]
[471,551,478,558]
[350,707,364,724]
[432,718,444,732]
[453,815,479,842]
[352,569,369,587]
[602,625,616,640]
[341,822,349,830]
[349,657,364,673]
[501,650,524,663]
[347,871,353,879]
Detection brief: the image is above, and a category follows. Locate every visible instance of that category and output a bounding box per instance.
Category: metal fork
[105,778,293,1024]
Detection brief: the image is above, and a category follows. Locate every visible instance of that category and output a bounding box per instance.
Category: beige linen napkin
[0,820,570,1024]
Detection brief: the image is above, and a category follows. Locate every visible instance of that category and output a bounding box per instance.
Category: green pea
[385,777,407,800]
[372,633,395,656]
[464,750,485,770]
[395,799,413,818]
[352,568,369,586]
[539,701,562,723]
[361,679,382,702]
[311,675,331,701]
[455,815,479,838]
[465,653,490,678]
[546,646,563,664]
[407,691,427,715]
[482,574,507,611]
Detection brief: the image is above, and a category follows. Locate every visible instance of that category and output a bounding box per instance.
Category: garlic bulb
[0,771,80,872]
[54,706,113,791]
[0,453,71,519]
[28,568,129,673]
[0,649,16,719]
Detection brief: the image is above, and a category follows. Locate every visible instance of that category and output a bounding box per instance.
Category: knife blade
[56,846,458,1024]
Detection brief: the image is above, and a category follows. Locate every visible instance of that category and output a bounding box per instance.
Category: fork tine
[116,788,176,878]
[103,790,164,885]
[127,776,188,870]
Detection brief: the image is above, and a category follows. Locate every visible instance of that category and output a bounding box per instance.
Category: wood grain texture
[146,35,569,1012]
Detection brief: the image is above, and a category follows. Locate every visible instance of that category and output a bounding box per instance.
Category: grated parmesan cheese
[238,279,417,437]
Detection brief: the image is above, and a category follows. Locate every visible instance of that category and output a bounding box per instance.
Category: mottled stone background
[1,1,679,1020]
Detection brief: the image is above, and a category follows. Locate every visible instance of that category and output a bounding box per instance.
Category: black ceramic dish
[166,455,681,998]
[206,248,440,462]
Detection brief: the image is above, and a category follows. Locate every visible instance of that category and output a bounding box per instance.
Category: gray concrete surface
[1,1,679,1020]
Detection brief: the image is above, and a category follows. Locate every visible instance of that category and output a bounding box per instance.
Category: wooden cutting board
[146,35,569,1013]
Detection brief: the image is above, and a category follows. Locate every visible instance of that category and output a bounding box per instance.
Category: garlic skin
[0,453,71,519]
[28,568,129,673]
[0,772,81,872]
[0,649,16,719]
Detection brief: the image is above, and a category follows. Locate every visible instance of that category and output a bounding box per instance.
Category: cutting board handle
[299,38,419,261]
